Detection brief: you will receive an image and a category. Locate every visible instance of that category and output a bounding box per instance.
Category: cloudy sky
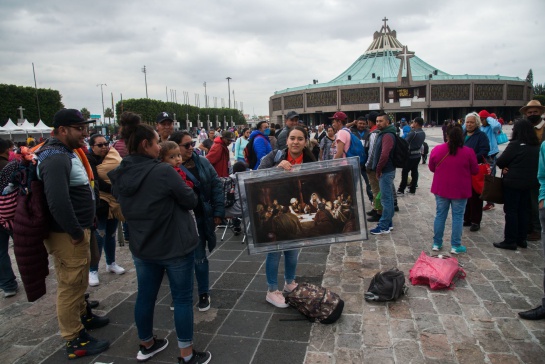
[1,0,543,122]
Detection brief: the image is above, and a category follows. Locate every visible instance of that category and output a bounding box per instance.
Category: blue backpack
[342,128,367,165]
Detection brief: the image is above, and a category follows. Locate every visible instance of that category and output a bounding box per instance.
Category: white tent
[3,119,26,133]
[22,119,40,132]
[35,120,53,133]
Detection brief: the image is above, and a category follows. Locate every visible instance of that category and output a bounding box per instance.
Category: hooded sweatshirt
[108,154,198,260]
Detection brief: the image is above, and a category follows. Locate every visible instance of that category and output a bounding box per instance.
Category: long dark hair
[446,123,463,155]
[119,113,157,155]
[170,131,191,145]
[511,119,539,145]
[287,126,316,162]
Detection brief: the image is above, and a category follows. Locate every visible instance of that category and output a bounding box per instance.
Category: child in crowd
[159,141,194,189]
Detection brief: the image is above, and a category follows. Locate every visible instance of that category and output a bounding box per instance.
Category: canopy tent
[2,119,25,133]
[35,120,53,133]
[0,119,49,141]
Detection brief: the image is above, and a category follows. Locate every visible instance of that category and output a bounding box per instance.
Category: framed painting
[236,157,368,255]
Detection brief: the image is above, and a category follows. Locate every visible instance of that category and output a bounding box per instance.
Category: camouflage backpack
[285,283,344,324]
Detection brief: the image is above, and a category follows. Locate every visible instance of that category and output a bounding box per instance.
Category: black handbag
[480,174,504,204]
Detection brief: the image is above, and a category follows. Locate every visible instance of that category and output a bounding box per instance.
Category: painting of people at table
[244,166,360,244]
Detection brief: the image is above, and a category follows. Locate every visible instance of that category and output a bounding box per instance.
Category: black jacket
[108,154,198,260]
[496,140,540,190]
[463,128,490,163]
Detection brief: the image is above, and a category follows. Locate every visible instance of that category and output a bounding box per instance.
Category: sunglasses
[94,143,109,148]
[66,125,88,132]
[180,141,196,149]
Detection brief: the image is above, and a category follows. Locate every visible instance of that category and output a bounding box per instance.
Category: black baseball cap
[53,109,94,128]
[285,111,299,120]
[156,112,174,123]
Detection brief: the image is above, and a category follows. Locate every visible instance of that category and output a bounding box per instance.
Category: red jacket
[206,136,230,177]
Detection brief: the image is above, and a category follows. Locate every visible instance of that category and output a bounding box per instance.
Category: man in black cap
[38,109,110,359]
[156,111,174,142]
[276,111,299,150]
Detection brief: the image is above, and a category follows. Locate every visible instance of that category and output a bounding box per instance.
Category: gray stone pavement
[2,125,545,363]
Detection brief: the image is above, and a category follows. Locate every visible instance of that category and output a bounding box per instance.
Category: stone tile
[334,348,363,363]
[413,313,445,334]
[212,273,254,291]
[496,318,533,341]
[453,342,486,364]
[206,335,259,364]
[218,310,270,338]
[390,319,417,340]
[507,341,545,364]
[452,288,481,305]
[483,301,517,319]
[336,333,363,349]
[226,261,262,274]
[409,297,437,314]
[392,339,425,363]
[336,314,362,334]
[487,353,522,364]
[473,329,509,353]
[441,316,473,343]
[308,324,336,352]
[304,352,334,364]
[263,313,312,342]
[420,332,454,361]
[363,324,391,347]
[194,308,229,334]
[431,293,463,315]
[471,284,502,302]
[387,300,412,319]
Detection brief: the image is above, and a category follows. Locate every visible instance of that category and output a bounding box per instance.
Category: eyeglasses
[94,143,109,148]
[66,125,88,132]
[180,141,196,149]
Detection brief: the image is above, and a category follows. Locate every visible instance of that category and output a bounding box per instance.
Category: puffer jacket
[108,154,198,260]
[184,152,224,253]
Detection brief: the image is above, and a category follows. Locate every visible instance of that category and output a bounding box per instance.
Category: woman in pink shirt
[429,124,479,254]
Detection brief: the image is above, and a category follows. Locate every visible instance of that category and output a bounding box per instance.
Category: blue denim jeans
[378,170,396,230]
[133,252,195,349]
[0,228,17,292]
[433,195,467,247]
[194,238,209,296]
[266,249,299,291]
[90,215,118,271]
[360,167,373,203]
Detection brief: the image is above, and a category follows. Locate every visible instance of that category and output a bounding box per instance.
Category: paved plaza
[1,125,545,363]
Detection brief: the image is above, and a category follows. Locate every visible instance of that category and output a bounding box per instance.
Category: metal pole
[142,66,148,98]
[226,77,232,108]
[32,63,41,120]
[97,83,107,126]
[203,82,207,108]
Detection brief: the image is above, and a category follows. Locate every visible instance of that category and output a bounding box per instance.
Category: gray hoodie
[108,154,198,260]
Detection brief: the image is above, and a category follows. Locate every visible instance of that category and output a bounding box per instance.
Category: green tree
[533,83,545,96]
[0,84,64,126]
[104,107,114,124]
[526,69,533,85]
[533,95,545,106]
[80,107,91,120]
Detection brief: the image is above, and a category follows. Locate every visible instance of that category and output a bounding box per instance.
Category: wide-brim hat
[520,100,545,115]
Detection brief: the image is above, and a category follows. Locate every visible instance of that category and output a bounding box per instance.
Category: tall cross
[382,17,388,30]
[17,106,25,120]
[396,46,415,70]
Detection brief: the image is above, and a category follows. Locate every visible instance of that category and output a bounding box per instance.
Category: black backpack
[243,135,264,169]
[218,176,235,208]
[392,134,409,168]
[285,283,344,324]
[364,268,407,302]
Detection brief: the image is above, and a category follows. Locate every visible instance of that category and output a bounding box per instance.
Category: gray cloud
[1,0,543,122]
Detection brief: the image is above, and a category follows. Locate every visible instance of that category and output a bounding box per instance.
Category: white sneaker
[89,271,99,286]
[266,290,289,308]
[107,262,126,275]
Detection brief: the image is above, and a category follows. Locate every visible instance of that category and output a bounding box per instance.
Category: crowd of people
[1,99,545,363]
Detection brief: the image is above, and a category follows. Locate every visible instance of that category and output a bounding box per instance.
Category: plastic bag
[409,251,465,290]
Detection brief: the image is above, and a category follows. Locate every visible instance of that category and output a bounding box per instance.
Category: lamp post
[97,83,107,126]
[203,82,208,108]
[142,65,148,98]
[226,77,232,108]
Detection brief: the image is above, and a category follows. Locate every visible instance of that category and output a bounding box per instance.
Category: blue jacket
[480,117,501,156]
[537,142,545,203]
[463,128,490,163]
[249,130,272,170]
[401,125,412,139]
